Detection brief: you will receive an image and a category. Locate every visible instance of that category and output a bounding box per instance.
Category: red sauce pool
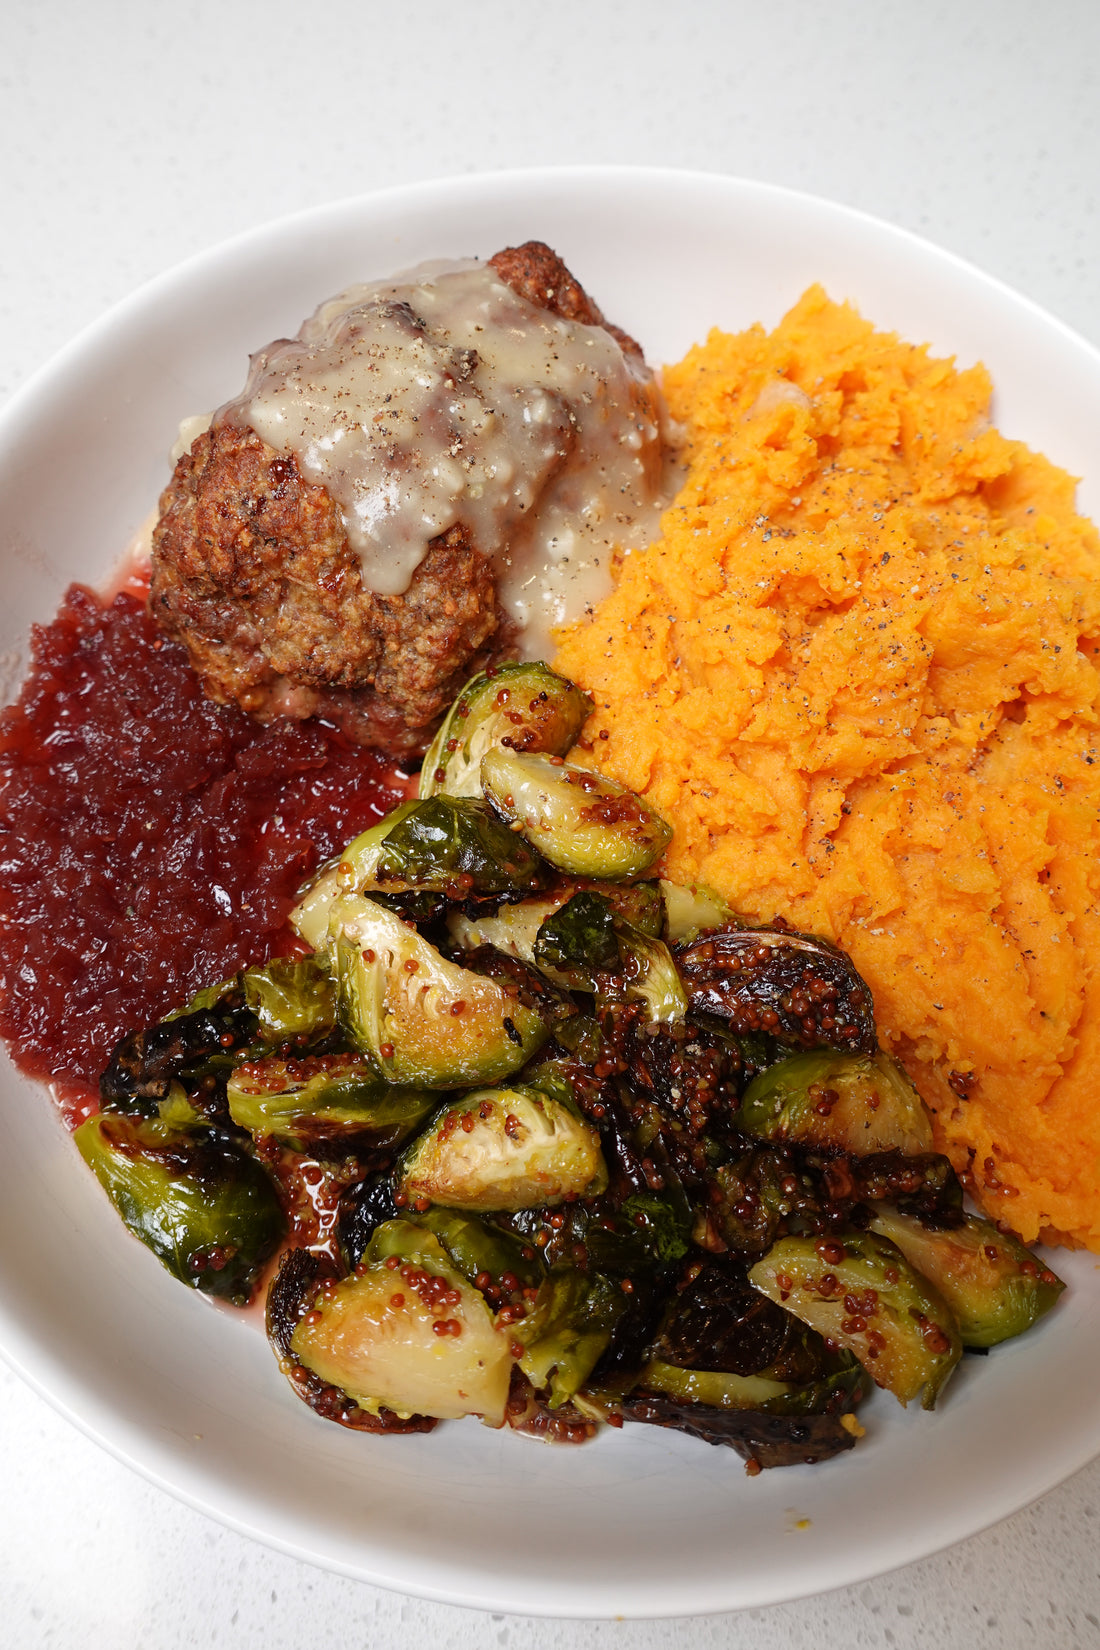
[0,583,410,1120]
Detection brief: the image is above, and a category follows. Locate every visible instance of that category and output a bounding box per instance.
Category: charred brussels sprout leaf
[338,796,548,901]
[481,750,672,880]
[750,1232,962,1408]
[516,1267,629,1406]
[288,1220,515,1423]
[331,895,550,1087]
[740,1050,934,1157]
[676,926,877,1054]
[75,1113,285,1304]
[99,1000,257,1113]
[868,1206,1065,1348]
[226,1053,435,1150]
[399,1085,608,1212]
[420,661,593,799]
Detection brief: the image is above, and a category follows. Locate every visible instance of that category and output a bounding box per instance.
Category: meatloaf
[149,243,663,755]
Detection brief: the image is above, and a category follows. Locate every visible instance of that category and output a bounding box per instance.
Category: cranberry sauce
[0,585,408,1117]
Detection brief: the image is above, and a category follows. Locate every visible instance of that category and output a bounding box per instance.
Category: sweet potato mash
[555,286,1100,1250]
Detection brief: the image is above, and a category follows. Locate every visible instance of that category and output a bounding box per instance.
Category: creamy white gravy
[220,260,669,658]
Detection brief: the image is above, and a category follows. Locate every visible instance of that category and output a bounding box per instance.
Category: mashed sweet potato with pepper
[555,286,1100,1250]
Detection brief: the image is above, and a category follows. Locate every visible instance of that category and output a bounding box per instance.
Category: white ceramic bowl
[2,168,1099,1620]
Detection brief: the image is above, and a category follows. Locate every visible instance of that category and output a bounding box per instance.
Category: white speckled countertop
[2,1,1099,1643]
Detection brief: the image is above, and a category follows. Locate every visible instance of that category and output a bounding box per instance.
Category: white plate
[2,168,1099,1620]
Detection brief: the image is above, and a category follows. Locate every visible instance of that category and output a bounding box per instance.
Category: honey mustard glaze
[222,261,671,658]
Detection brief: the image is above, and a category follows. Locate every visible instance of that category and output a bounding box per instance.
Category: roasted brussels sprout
[868,1206,1065,1348]
[266,1246,436,1434]
[75,1113,285,1303]
[287,1220,515,1423]
[420,662,592,799]
[398,1085,607,1211]
[481,750,673,880]
[226,1053,435,1151]
[331,895,550,1087]
[337,796,548,901]
[675,926,877,1053]
[739,1050,934,1157]
[749,1232,962,1408]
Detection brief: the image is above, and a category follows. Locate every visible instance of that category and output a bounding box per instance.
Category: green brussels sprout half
[226,1053,435,1150]
[868,1206,1065,1348]
[515,1266,629,1407]
[659,879,738,945]
[289,1220,515,1424]
[337,796,548,901]
[749,1232,962,1409]
[420,662,593,799]
[480,750,672,880]
[398,1084,608,1212]
[75,1113,285,1304]
[739,1050,935,1157]
[331,895,550,1088]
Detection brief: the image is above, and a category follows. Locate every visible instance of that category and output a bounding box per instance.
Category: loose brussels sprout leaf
[331,895,550,1088]
[399,1085,608,1212]
[535,891,619,974]
[533,895,687,1025]
[226,1053,435,1150]
[410,1207,542,1291]
[516,1266,628,1407]
[240,955,338,1044]
[583,1193,691,1273]
[660,880,738,945]
[638,1358,863,1416]
[868,1206,1065,1348]
[290,1220,514,1424]
[290,863,343,953]
[618,1386,862,1468]
[75,1114,285,1304]
[739,1050,934,1157]
[676,926,878,1054]
[449,882,664,980]
[750,1232,962,1409]
[420,662,592,799]
[338,797,547,901]
[481,750,672,880]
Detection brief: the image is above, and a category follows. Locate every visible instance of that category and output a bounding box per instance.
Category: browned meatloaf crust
[149,242,643,755]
